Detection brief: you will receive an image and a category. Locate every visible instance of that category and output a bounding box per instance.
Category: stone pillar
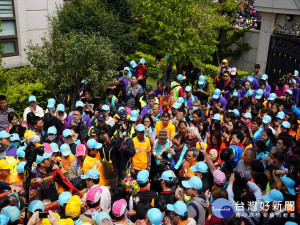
[256,12,276,73]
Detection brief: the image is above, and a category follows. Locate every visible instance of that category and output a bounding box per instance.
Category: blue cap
[75,101,84,108]
[139,58,146,64]
[81,79,88,84]
[213,89,221,99]
[28,95,37,102]
[59,191,72,206]
[285,89,293,95]
[97,112,106,121]
[93,212,111,225]
[176,74,186,81]
[182,176,203,190]
[243,112,252,119]
[47,98,56,108]
[177,97,184,104]
[63,129,72,138]
[10,133,20,142]
[136,124,145,132]
[2,206,20,222]
[28,200,45,213]
[0,211,10,225]
[118,107,125,113]
[246,89,254,97]
[232,90,239,97]
[130,110,139,122]
[276,111,285,120]
[36,153,52,164]
[147,208,163,225]
[198,75,205,85]
[158,170,174,181]
[247,76,254,83]
[213,113,221,121]
[293,70,299,77]
[60,143,72,156]
[185,86,192,92]
[281,121,291,129]
[81,169,100,180]
[50,143,60,153]
[255,89,264,99]
[262,189,284,202]
[130,60,137,68]
[229,109,240,117]
[190,162,209,173]
[268,93,277,101]
[87,139,102,149]
[47,126,57,135]
[101,105,110,111]
[262,115,272,124]
[16,146,25,158]
[57,104,65,112]
[285,222,298,225]
[137,169,149,184]
[261,74,268,80]
[282,175,295,195]
[167,201,188,216]
[0,131,11,139]
[17,161,26,173]
[172,103,180,109]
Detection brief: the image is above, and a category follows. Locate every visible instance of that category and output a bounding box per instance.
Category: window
[0,0,18,57]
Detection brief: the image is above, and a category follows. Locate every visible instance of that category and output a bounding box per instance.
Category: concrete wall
[1,0,64,69]
[229,29,260,71]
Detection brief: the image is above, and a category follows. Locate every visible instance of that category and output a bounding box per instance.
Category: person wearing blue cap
[100,104,115,128]
[0,130,17,158]
[208,89,227,113]
[158,170,176,204]
[126,75,144,108]
[166,200,196,225]
[23,95,44,121]
[184,86,198,109]
[137,58,147,89]
[170,74,185,101]
[192,75,210,102]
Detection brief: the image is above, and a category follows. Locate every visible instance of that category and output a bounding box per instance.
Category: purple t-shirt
[6,145,17,158]
[118,77,129,89]
[224,90,240,100]
[184,95,198,109]
[209,96,227,109]
[293,87,300,103]
[140,105,163,117]
[154,88,164,97]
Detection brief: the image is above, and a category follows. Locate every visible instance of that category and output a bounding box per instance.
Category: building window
[0,0,18,57]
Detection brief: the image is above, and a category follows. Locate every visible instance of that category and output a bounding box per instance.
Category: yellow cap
[0,159,12,170]
[222,59,228,63]
[65,195,81,218]
[24,130,37,141]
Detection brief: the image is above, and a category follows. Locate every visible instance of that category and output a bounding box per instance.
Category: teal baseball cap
[47,126,57,135]
[16,147,25,158]
[255,89,264,99]
[285,89,293,95]
[172,103,180,109]
[47,98,56,108]
[28,95,37,102]
[247,76,254,83]
[50,143,59,153]
[261,74,268,80]
[246,89,254,97]
[87,139,102,150]
[182,176,203,190]
[136,124,145,132]
[28,200,44,213]
[139,58,146,64]
[1,206,20,222]
[137,169,149,184]
[147,208,163,225]
[293,70,299,76]
[190,162,209,173]
[57,104,65,112]
[185,86,192,92]
[63,129,72,138]
[75,101,84,108]
[36,152,52,164]
[243,112,252,119]
[158,170,174,181]
[262,189,284,202]
[0,131,11,139]
[167,201,188,216]
[276,111,285,120]
[130,110,139,122]
[281,121,291,129]
[17,161,26,173]
[268,93,277,101]
[177,97,184,104]
[177,74,186,81]
[10,133,20,142]
[229,109,240,117]
[282,175,296,196]
[92,211,111,225]
[59,191,72,206]
[130,60,137,68]
[262,115,271,124]
[60,143,72,156]
[213,88,221,99]
[285,222,298,225]
[213,113,221,121]
[81,169,100,180]
[198,75,205,85]
[101,104,110,111]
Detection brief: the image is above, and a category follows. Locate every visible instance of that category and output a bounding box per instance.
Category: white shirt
[23,105,44,121]
[105,117,115,127]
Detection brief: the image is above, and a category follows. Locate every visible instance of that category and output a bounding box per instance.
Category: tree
[133,0,229,72]
[52,0,137,54]
[26,31,116,110]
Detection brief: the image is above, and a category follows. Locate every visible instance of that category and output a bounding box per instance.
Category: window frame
[0,0,19,57]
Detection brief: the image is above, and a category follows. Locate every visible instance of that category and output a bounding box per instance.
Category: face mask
[10,142,20,148]
[0,152,6,159]
[193,107,198,111]
[48,135,56,141]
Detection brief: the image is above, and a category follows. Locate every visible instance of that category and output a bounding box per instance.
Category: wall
[1,0,64,69]
[229,29,260,71]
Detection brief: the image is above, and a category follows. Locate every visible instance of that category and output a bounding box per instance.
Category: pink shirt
[275,85,289,97]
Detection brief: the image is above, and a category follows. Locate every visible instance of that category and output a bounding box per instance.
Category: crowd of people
[0,57,299,225]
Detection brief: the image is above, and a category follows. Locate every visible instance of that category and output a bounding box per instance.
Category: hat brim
[262,120,269,124]
[262,195,273,202]
[268,97,275,101]
[129,116,138,122]
[52,149,60,153]
[213,94,220,99]
[95,143,102,149]
[62,151,72,157]
[48,132,57,135]
[1,134,11,139]
[166,204,175,212]
[286,186,296,195]
[198,81,205,85]
[182,180,192,189]
[136,129,145,132]
[47,104,55,108]
[190,166,197,172]
[255,95,262,99]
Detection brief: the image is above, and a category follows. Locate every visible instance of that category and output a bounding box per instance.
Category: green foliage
[26,31,117,110]
[133,0,229,71]
[0,67,51,118]
[52,0,137,54]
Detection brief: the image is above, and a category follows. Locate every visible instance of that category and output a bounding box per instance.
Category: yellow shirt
[132,137,151,170]
[56,154,75,171]
[6,156,17,174]
[155,122,175,140]
[82,156,107,186]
